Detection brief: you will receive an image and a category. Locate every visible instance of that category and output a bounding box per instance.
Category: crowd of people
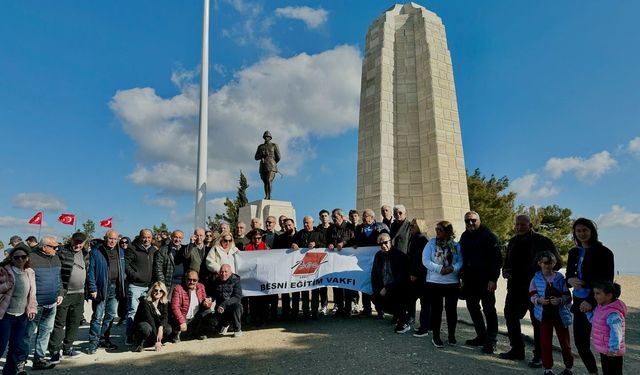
[0,206,627,375]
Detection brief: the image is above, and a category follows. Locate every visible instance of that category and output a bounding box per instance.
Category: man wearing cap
[254,130,281,200]
[22,235,63,370]
[48,233,90,362]
[25,236,38,250]
[9,235,23,248]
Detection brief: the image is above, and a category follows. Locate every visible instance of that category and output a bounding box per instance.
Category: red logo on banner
[292,252,328,276]
[100,217,113,228]
[58,213,76,226]
[28,212,43,225]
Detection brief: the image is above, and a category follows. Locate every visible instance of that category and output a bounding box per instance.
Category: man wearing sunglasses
[459,211,502,354]
[169,270,214,342]
[22,235,63,370]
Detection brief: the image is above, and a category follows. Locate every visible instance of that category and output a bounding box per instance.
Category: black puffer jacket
[459,224,502,283]
[210,274,243,309]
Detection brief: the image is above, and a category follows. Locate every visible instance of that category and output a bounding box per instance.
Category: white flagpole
[194,0,209,230]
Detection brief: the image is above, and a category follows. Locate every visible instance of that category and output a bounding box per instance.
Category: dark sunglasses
[221,239,232,243]
[464,219,477,224]
[379,240,391,246]
[187,278,199,282]
[253,236,262,240]
[152,289,164,293]
[13,255,28,261]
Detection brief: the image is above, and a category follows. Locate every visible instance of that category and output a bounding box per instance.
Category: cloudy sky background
[1,1,639,273]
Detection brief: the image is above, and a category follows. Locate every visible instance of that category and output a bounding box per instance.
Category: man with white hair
[210,264,243,337]
[390,204,411,254]
[86,230,126,354]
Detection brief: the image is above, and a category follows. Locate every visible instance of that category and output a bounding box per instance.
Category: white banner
[236,247,378,297]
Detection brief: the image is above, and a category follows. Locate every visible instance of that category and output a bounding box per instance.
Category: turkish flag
[100,217,113,228]
[28,212,43,225]
[58,213,76,226]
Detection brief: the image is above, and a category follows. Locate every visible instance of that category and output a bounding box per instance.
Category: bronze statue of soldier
[254,130,281,200]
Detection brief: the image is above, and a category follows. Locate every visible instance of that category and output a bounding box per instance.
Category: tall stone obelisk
[356,3,470,235]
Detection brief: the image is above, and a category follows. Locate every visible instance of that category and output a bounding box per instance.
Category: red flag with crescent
[58,213,76,226]
[100,217,113,228]
[28,212,43,225]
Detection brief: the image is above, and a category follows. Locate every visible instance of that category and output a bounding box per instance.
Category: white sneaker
[319,306,328,316]
[219,325,230,335]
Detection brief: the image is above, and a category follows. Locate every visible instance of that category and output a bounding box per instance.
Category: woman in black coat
[131,281,172,352]
[566,218,615,374]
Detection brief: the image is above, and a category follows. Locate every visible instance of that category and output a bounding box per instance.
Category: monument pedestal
[238,199,297,227]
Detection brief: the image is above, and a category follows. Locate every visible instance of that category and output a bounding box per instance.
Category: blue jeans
[89,283,118,346]
[0,313,28,375]
[126,284,147,337]
[23,305,57,361]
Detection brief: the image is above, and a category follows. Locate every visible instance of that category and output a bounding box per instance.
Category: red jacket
[244,241,268,251]
[170,282,206,325]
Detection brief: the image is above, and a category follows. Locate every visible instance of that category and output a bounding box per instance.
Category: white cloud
[544,150,617,181]
[143,196,177,209]
[220,0,278,54]
[275,6,328,29]
[598,205,640,229]
[110,45,362,193]
[510,173,559,199]
[628,136,640,154]
[207,197,228,218]
[12,192,67,210]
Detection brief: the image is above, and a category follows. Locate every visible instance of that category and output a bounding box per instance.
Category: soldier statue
[254,131,281,200]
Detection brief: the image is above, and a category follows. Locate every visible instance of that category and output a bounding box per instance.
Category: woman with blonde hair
[206,231,239,275]
[131,281,171,352]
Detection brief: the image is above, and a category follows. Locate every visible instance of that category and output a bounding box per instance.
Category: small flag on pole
[100,217,113,228]
[58,213,76,226]
[28,212,43,225]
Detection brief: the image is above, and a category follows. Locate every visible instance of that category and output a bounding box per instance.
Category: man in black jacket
[125,229,157,343]
[459,211,502,354]
[49,233,89,361]
[292,216,324,319]
[500,215,560,366]
[153,229,185,297]
[211,264,243,337]
[327,208,353,317]
[273,218,297,319]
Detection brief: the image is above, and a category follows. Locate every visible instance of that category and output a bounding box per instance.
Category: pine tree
[467,168,516,242]
[209,171,249,231]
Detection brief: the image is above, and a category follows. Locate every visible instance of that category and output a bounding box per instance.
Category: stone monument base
[238,199,297,227]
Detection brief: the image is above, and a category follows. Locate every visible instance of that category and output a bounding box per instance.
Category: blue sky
[1,1,639,273]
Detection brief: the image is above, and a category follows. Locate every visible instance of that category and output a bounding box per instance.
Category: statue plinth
[238,199,297,227]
